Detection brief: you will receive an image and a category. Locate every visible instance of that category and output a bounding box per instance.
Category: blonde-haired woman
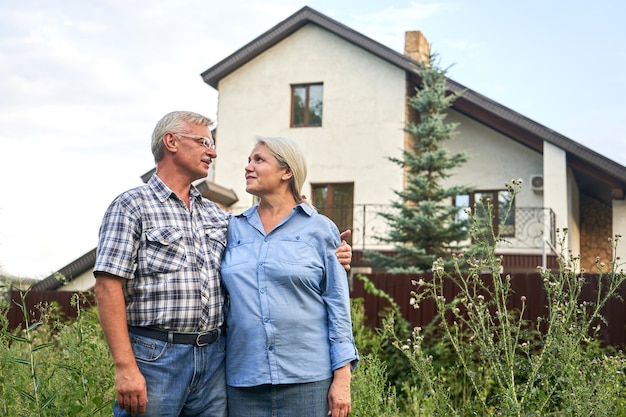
[221,136,359,417]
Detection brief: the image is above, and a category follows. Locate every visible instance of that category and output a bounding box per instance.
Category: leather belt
[129,326,222,346]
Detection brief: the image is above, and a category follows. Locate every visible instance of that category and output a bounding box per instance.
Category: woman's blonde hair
[255,136,313,209]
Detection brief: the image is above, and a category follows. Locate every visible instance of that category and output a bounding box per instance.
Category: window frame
[311,182,354,244]
[290,83,323,127]
[455,189,515,238]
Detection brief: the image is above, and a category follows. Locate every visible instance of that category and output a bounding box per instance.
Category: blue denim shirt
[221,203,359,386]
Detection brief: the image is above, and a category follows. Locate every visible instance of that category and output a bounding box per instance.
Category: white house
[201,6,626,273]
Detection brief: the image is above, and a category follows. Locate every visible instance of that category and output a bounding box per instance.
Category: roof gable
[201,6,411,88]
[201,6,626,199]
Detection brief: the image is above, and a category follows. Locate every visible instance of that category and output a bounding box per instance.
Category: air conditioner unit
[530,174,544,191]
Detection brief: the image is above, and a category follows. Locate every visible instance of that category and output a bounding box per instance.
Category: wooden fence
[7,273,626,348]
[7,290,96,330]
[352,272,626,347]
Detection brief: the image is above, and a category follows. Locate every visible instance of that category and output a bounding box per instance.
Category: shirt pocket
[222,238,255,268]
[144,227,186,273]
[204,226,227,263]
[275,236,319,266]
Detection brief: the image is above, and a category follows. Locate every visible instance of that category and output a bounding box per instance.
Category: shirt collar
[148,173,201,203]
[238,202,314,218]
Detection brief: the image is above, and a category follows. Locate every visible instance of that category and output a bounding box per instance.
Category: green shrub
[0,290,114,416]
[351,354,400,416]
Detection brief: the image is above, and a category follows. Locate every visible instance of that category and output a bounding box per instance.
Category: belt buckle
[195,331,210,347]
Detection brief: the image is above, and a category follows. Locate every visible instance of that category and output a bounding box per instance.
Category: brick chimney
[404,31,430,64]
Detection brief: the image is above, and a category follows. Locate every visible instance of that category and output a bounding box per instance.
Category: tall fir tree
[367,52,472,273]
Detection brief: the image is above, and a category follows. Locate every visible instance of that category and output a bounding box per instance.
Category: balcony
[347,205,556,252]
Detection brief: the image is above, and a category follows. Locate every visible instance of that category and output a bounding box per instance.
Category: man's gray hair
[151,111,213,163]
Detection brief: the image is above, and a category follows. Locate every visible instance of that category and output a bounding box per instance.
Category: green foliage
[373,181,626,416]
[353,277,420,399]
[367,51,472,273]
[0,290,114,416]
[351,297,383,357]
[351,355,400,417]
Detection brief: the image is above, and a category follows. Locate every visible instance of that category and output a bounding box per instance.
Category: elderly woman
[220,136,359,417]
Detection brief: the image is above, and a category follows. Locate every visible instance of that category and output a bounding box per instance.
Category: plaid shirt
[94,174,230,332]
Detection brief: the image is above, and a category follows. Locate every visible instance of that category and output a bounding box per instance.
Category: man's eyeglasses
[170,132,216,150]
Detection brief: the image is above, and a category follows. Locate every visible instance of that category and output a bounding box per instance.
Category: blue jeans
[114,329,227,417]
[226,378,332,417]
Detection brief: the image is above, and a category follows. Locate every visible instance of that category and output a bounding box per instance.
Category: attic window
[291,83,323,127]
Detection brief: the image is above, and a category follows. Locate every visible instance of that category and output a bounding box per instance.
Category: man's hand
[95,274,147,415]
[337,230,352,272]
[115,366,148,416]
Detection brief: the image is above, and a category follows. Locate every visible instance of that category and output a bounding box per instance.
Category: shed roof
[30,248,96,291]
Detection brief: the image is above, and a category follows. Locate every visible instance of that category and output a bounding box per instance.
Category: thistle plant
[383,180,626,416]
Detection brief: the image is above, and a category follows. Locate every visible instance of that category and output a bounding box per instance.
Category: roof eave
[446,77,626,187]
[30,248,97,291]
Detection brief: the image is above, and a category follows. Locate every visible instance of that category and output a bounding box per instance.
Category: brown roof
[201,5,626,200]
[30,248,96,291]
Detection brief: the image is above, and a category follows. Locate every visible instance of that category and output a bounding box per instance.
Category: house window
[291,83,323,127]
[455,190,515,237]
[311,183,353,244]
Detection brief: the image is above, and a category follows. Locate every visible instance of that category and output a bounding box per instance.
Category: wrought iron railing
[510,206,556,250]
[228,205,556,252]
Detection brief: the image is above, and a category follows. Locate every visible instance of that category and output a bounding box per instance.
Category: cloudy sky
[1,0,624,278]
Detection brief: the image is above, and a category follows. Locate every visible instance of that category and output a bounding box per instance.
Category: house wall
[209,22,622,265]
[543,142,572,251]
[213,24,406,214]
[614,200,626,264]
[566,167,581,259]
[443,110,544,208]
[444,111,546,254]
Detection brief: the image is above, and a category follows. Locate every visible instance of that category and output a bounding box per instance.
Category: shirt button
[264,318,270,323]
[260,288,265,294]
[264,237,269,242]
[268,346,273,351]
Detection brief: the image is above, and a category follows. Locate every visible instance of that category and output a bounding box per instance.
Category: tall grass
[0,289,114,416]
